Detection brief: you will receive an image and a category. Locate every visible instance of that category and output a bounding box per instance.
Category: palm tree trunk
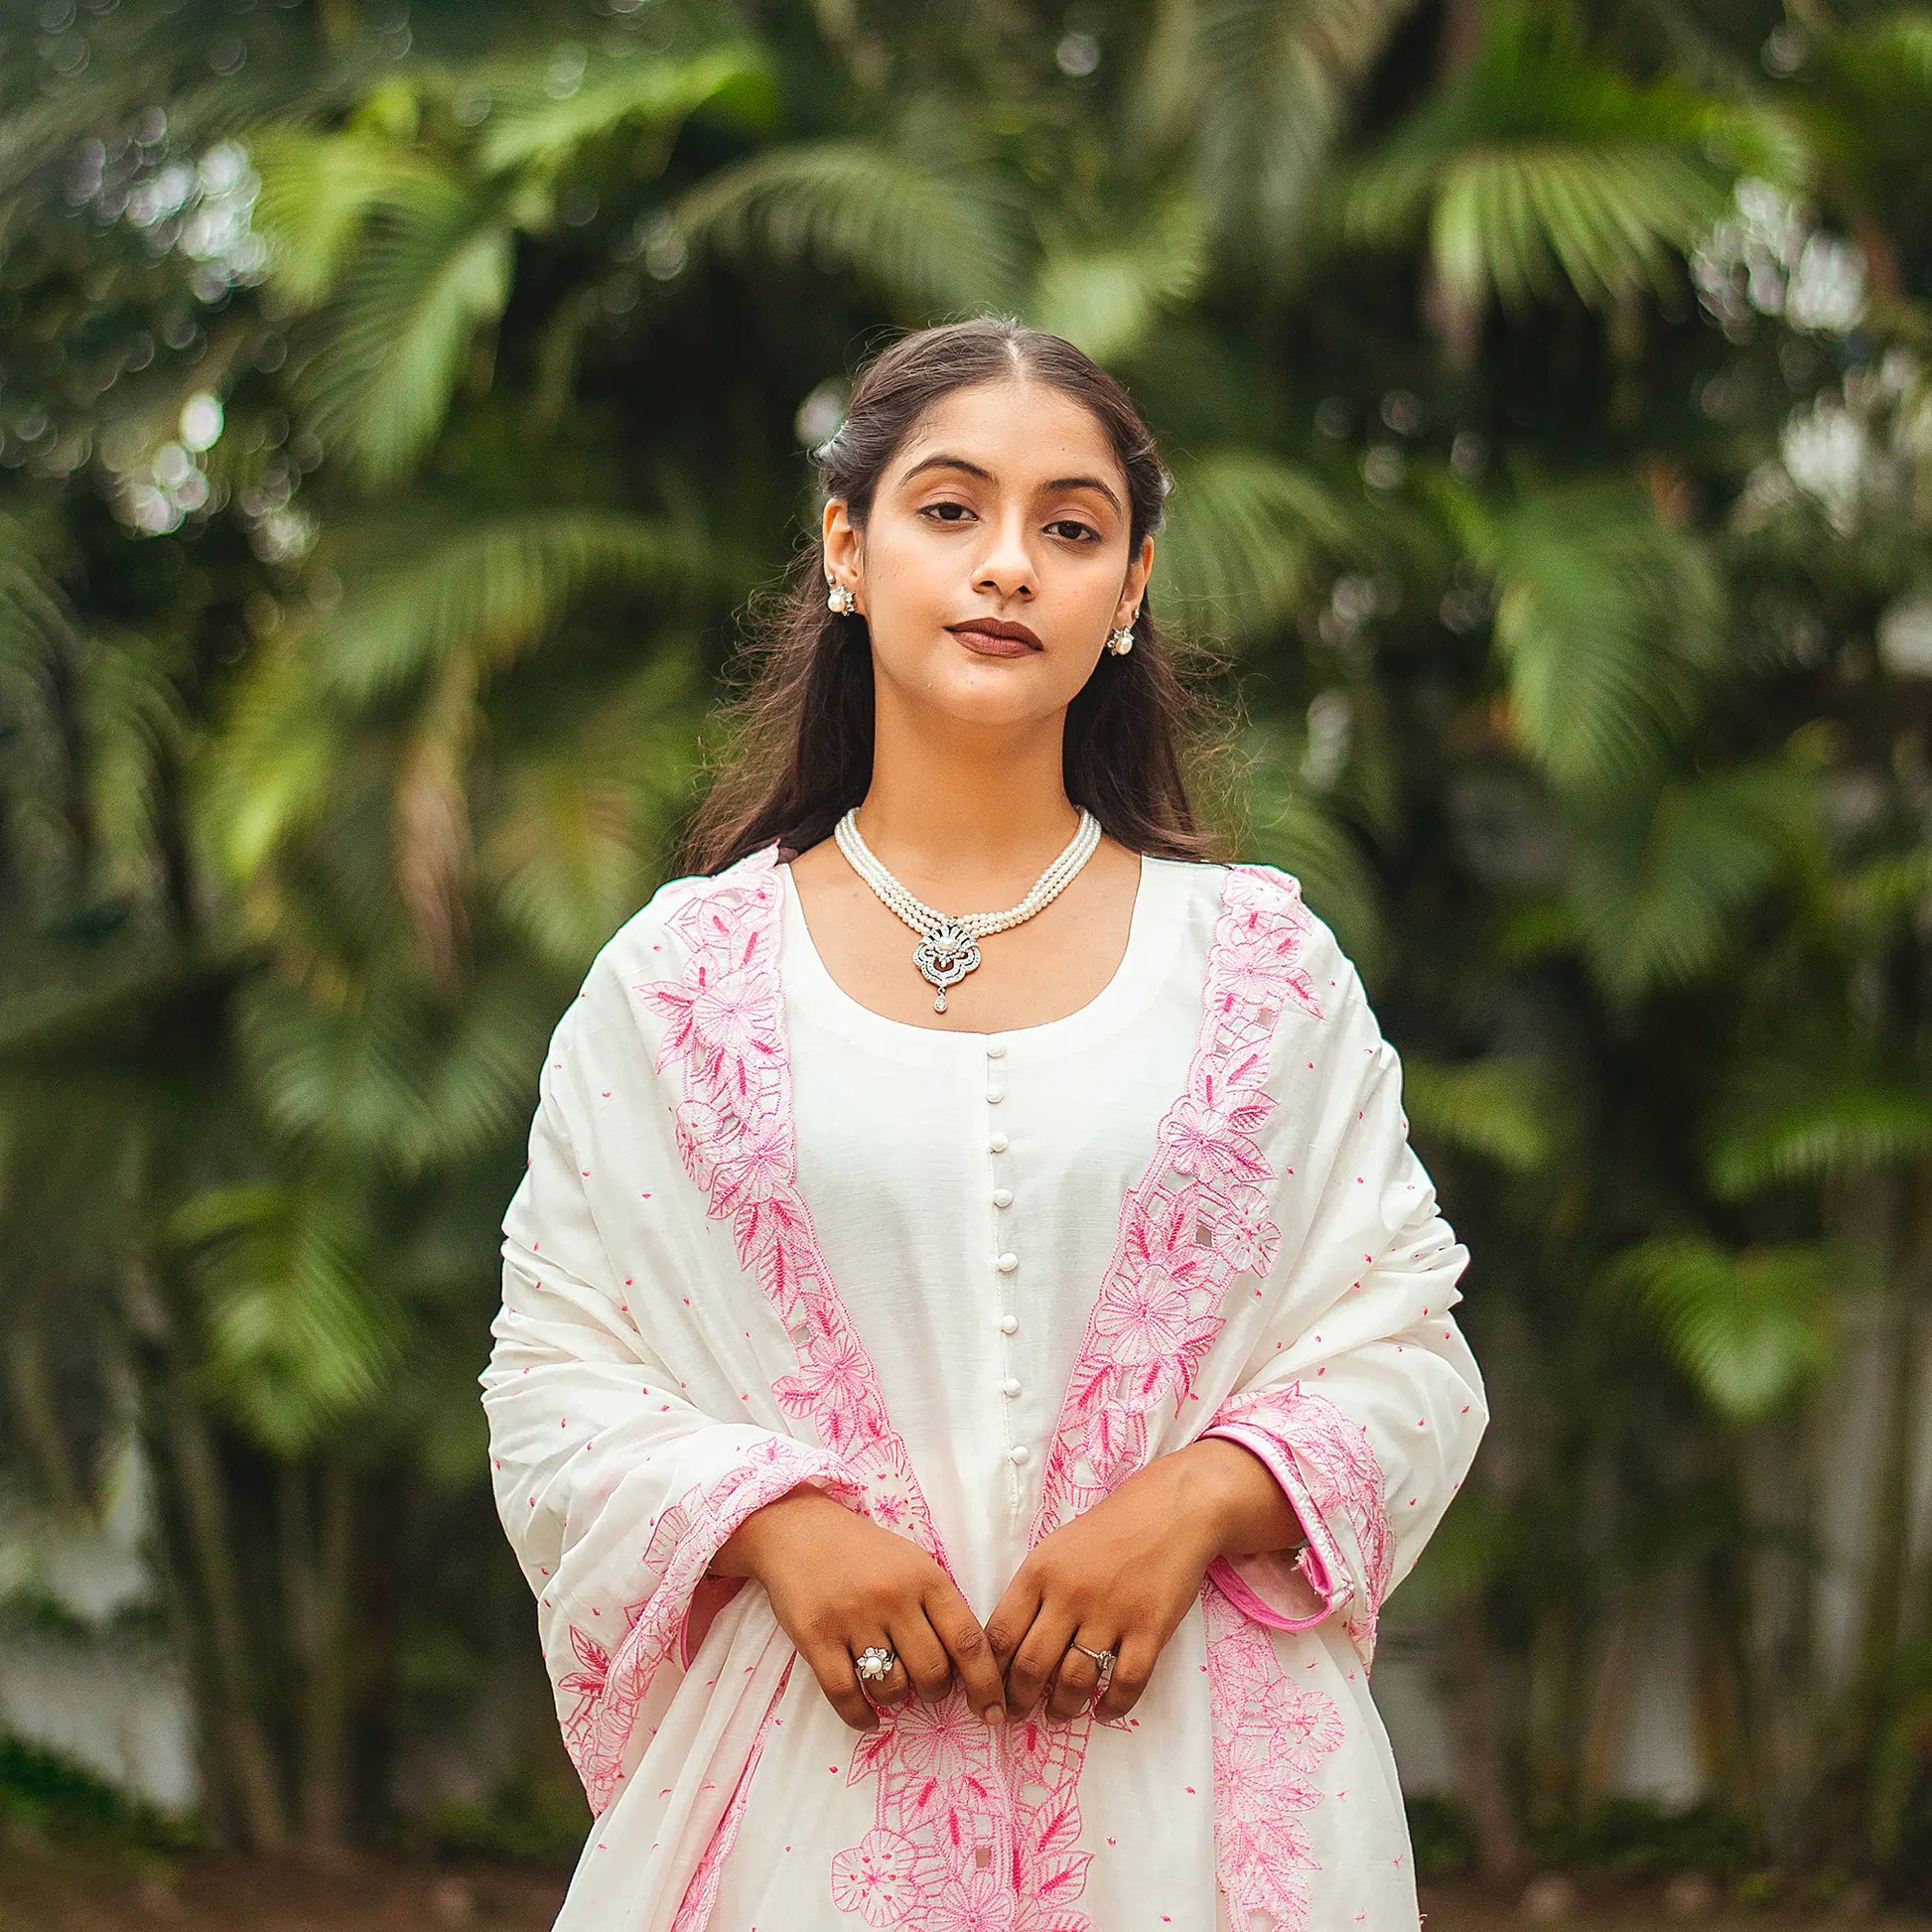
[165,1375,291,1850]
[1845,1160,1929,1803]
[3,1305,86,1517]
[124,1258,289,1850]
[1446,1593,1527,1876]
[1420,0,1486,368]
[284,1455,358,1847]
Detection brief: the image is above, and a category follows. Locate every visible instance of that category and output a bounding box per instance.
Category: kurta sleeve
[479,941,865,1816]
[1200,909,1486,1670]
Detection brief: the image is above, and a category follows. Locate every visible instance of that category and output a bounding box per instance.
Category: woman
[480,318,1486,1932]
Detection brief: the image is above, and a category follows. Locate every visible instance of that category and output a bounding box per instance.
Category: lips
[948,619,1041,654]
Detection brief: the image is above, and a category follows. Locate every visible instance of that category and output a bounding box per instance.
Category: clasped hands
[710,1436,1306,1733]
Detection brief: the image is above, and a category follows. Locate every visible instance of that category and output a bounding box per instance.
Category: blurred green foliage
[0,0,1928,1895]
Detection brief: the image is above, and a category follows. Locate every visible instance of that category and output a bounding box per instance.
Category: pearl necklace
[832,806,1102,1013]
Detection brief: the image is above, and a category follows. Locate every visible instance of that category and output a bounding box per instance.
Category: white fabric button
[1008,1444,1031,1466]
[993,1187,1013,1208]
[997,1251,1018,1272]
[986,1085,1004,1104]
[1001,1377,1022,1398]
[986,1039,1006,1057]
[998,1312,1019,1334]
[989,1132,1009,1153]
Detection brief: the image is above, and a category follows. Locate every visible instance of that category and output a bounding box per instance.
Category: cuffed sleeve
[480,994,864,1815]
[1202,924,1486,1669]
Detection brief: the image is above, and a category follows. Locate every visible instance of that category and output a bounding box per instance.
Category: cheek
[863,523,950,603]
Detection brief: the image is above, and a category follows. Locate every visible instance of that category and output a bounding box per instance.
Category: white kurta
[481,840,1486,1932]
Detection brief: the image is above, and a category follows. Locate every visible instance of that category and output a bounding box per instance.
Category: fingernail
[982,1706,1004,1726]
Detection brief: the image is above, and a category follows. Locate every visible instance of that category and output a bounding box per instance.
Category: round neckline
[777,851,1187,1056]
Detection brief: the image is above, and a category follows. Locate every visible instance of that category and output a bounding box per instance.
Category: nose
[972,506,1035,601]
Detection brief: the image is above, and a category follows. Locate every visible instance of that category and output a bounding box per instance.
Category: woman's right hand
[713,1486,1007,1732]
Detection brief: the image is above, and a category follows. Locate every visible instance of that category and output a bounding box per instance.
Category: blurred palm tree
[1,0,1929,1889]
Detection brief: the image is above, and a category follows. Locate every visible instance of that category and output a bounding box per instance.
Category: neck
[851,733,1084,900]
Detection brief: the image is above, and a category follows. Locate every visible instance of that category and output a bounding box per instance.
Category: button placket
[983,1035,1029,1505]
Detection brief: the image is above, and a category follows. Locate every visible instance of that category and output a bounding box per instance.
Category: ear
[822,498,864,603]
[1115,532,1154,626]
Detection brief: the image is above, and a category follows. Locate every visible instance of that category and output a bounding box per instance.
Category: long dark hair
[671,318,1241,878]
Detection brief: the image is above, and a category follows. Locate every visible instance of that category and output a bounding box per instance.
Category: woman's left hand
[985,1438,1290,1725]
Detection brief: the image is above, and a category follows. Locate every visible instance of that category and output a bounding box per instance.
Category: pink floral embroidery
[637,848,1339,1929]
[924,1869,1019,1932]
[831,1830,925,1926]
[1202,1584,1342,1931]
[559,1433,856,1812]
[1030,866,1323,1540]
[557,1624,620,1756]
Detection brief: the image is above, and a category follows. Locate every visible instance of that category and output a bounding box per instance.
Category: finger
[891,1613,956,1706]
[852,1638,911,1710]
[1046,1630,1113,1723]
[983,1575,1041,1677]
[923,1584,1007,1723]
[1005,1602,1075,1720]
[1092,1631,1158,1725]
[808,1639,879,1731]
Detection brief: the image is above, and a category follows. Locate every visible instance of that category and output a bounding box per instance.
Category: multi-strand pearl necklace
[832,806,1102,1013]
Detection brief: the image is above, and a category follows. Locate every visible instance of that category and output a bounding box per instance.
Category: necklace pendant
[913,917,980,1011]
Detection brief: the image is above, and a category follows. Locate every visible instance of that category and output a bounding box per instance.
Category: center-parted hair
[673,317,1238,878]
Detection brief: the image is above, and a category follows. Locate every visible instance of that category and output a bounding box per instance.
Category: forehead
[888,378,1123,485]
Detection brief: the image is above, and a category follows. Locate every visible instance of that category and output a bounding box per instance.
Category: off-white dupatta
[480,840,1483,1931]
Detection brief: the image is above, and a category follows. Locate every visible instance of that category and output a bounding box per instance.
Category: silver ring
[854,1644,897,1685]
[1068,1641,1116,1674]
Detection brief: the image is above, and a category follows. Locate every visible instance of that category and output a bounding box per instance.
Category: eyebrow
[896,452,1125,518]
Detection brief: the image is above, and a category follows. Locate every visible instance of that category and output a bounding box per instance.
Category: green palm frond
[310,506,694,700]
[480,651,705,970]
[397,962,556,1174]
[1147,0,1423,267]
[1612,1233,1850,1422]
[1455,478,1725,790]
[197,638,343,886]
[1839,846,1932,944]
[1238,738,1385,975]
[0,59,161,213]
[169,1180,399,1455]
[237,975,433,1160]
[251,127,454,308]
[1565,760,1813,1005]
[234,959,548,1176]
[1401,1053,1560,1172]
[1709,1053,1932,1198]
[1154,449,1357,640]
[0,519,78,871]
[669,139,1029,315]
[472,42,776,177]
[1799,12,1932,217]
[1028,193,1209,364]
[292,172,513,484]
[0,513,77,668]
[78,633,189,897]
[1339,5,1802,312]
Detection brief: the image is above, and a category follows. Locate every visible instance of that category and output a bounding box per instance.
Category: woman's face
[823,377,1154,728]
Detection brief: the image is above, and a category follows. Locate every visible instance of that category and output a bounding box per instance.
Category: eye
[1047,518,1100,543]
[919,499,974,525]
